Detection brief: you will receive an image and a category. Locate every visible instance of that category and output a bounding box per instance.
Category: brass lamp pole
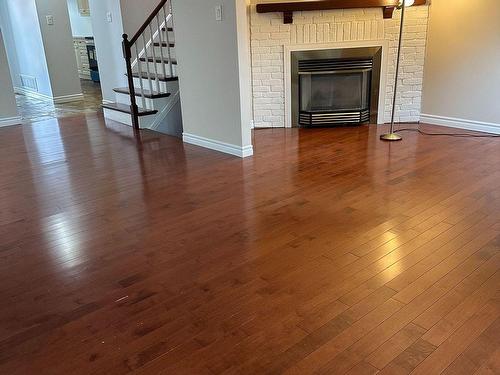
[380,0,415,141]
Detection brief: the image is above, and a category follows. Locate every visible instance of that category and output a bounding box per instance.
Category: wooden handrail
[122,34,139,130]
[129,0,169,46]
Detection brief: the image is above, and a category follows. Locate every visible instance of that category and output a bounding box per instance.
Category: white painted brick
[261,66,281,73]
[251,47,271,54]
[254,86,271,93]
[253,33,271,41]
[271,32,290,40]
[254,98,273,104]
[259,25,281,33]
[255,110,272,116]
[403,66,424,74]
[268,79,283,86]
[253,73,271,80]
[263,115,282,122]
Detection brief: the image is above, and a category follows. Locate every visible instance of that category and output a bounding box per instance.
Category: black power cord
[395,127,500,138]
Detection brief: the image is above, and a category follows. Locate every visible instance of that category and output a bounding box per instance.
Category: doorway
[0,0,104,124]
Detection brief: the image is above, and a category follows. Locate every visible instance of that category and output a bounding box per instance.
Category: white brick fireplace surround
[250,4,429,128]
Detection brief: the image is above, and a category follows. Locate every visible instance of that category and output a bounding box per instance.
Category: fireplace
[291,47,382,127]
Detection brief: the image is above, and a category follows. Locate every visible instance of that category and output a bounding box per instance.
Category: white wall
[89,0,127,102]
[0,0,53,97]
[421,0,500,133]
[35,0,82,99]
[67,0,93,37]
[120,0,158,36]
[0,0,82,100]
[171,0,253,157]
[0,29,19,124]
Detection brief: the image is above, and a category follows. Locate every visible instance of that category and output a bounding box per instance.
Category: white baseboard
[183,133,254,158]
[0,116,22,127]
[15,87,84,104]
[14,87,53,101]
[53,93,84,104]
[420,114,500,135]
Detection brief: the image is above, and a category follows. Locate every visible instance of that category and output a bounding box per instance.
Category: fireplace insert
[291,47,382,127]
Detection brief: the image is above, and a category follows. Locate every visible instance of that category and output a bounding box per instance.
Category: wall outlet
[215,5,223,21]
[46,15,54,26]
[106,12,113,23]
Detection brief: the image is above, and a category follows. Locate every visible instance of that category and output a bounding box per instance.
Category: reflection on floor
[16,80,102,123]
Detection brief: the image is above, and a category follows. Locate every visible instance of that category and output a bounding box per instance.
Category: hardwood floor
[0,114,499,374]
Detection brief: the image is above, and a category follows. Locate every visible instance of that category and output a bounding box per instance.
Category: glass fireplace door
[299,70,371,113]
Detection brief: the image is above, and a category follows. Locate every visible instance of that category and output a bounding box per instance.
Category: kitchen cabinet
[73,37,91,80]
[77,0,90,17]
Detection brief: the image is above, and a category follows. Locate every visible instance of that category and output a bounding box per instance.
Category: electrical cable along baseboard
[395,127,500,138]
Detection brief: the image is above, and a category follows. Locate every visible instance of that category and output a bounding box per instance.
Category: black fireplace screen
[300,71,370,112]
[297,57,373,126]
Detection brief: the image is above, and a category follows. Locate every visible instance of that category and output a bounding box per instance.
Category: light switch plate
[215,5,223,21]
[46,15,54,26]
[106,12,113,23]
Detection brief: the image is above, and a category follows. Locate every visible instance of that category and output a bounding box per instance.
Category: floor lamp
[380,0,415,141]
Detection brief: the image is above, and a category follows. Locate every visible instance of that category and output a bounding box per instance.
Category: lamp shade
[403,0,415,5]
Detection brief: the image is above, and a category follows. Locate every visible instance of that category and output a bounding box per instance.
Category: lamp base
[380,133,403,141]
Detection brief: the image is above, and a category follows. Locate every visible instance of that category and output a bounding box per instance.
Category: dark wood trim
[113,87,172,99]
[122,34,140,130]
[256,0,427,23]
[102,102,158,116]
[152,42,175,48]
[383,6,396,18]
[283,11,294,24]
[139,56,178,64]
[129,72,179,82]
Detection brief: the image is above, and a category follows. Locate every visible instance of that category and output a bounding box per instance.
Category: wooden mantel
[256,0,427,24]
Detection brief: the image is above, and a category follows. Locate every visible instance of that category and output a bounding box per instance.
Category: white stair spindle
[135,44,146,109]
[149,23,161,93]
[156,14,168,80]
[142,33,154,96]
[163,4,174,78]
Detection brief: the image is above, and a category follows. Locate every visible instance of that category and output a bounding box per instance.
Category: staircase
[102,0,180,132]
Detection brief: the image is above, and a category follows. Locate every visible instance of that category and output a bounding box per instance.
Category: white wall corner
[236,0,254,151]
[183,132,254,158]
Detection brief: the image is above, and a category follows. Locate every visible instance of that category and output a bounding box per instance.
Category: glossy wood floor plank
[0,115,499,374]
